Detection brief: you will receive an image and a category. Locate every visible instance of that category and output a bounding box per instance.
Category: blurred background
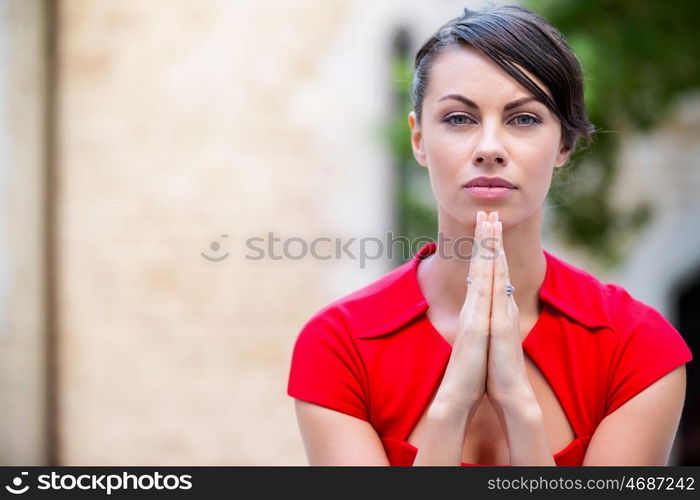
[0,0,697,465]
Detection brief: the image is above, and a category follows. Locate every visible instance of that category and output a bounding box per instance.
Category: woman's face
[408,45,571,228]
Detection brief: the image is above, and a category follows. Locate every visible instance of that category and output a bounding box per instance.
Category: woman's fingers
[461,212,494,331]
[462,210,483,307]
[446,210,493,406]
[491,219,508,333]
[490,217,519,337]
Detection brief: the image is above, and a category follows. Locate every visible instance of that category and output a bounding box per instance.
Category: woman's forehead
[425,46,552,104]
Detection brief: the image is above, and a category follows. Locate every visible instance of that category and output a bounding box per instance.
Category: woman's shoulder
[543,251,692,417]
[297,257,427,342]
[543,249,685,342]
[288,258,428,417]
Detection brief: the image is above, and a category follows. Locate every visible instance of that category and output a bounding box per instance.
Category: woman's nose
[472,125,508,166]
[475,152,506,165]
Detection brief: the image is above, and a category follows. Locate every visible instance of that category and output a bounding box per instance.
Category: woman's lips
[464,186,516,199]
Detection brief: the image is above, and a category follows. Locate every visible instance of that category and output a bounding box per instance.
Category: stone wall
[54,0,467,464]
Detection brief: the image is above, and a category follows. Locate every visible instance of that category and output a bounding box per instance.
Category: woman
[287,4,693,465]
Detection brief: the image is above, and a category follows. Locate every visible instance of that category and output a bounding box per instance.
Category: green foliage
[377,1,700,266]
[376,56,437,263]
[530,0,700,266]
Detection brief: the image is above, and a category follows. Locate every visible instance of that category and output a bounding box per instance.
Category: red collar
[337,242,612,339]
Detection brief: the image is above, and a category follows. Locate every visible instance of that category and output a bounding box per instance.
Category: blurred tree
[377,29,438,264]
[378,1,700,266]
[529,0,700,266]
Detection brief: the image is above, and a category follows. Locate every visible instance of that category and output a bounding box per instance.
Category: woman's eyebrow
[437,94,540,111]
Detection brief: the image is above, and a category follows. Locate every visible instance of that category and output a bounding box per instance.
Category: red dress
[287,242,693,465]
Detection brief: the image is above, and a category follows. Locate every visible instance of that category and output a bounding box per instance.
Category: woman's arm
[412,213,496,465]
[484,216,556,465]
[493,393,556,465]
[582,364,687,465]
[295,400,390,465]
[411,396,481,465]
[294,396,481,466]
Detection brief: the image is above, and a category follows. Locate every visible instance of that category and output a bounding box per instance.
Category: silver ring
[466,277,472,285]
[505,283,515,296]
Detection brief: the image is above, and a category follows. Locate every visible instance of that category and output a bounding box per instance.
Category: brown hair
[411,4,596,153]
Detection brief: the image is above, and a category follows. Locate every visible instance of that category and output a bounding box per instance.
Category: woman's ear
[554,141,571,169]
[408,111,428,167]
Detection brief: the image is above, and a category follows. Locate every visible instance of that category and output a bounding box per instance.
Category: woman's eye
[444,114,472,125]
[511,114,541,126]
[443,113,541,127]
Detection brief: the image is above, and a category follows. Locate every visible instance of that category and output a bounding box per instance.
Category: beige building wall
[53,0,470,465]
[57,0,344,466]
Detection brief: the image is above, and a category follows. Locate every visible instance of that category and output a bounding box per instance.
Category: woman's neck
[418,206,547,326]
